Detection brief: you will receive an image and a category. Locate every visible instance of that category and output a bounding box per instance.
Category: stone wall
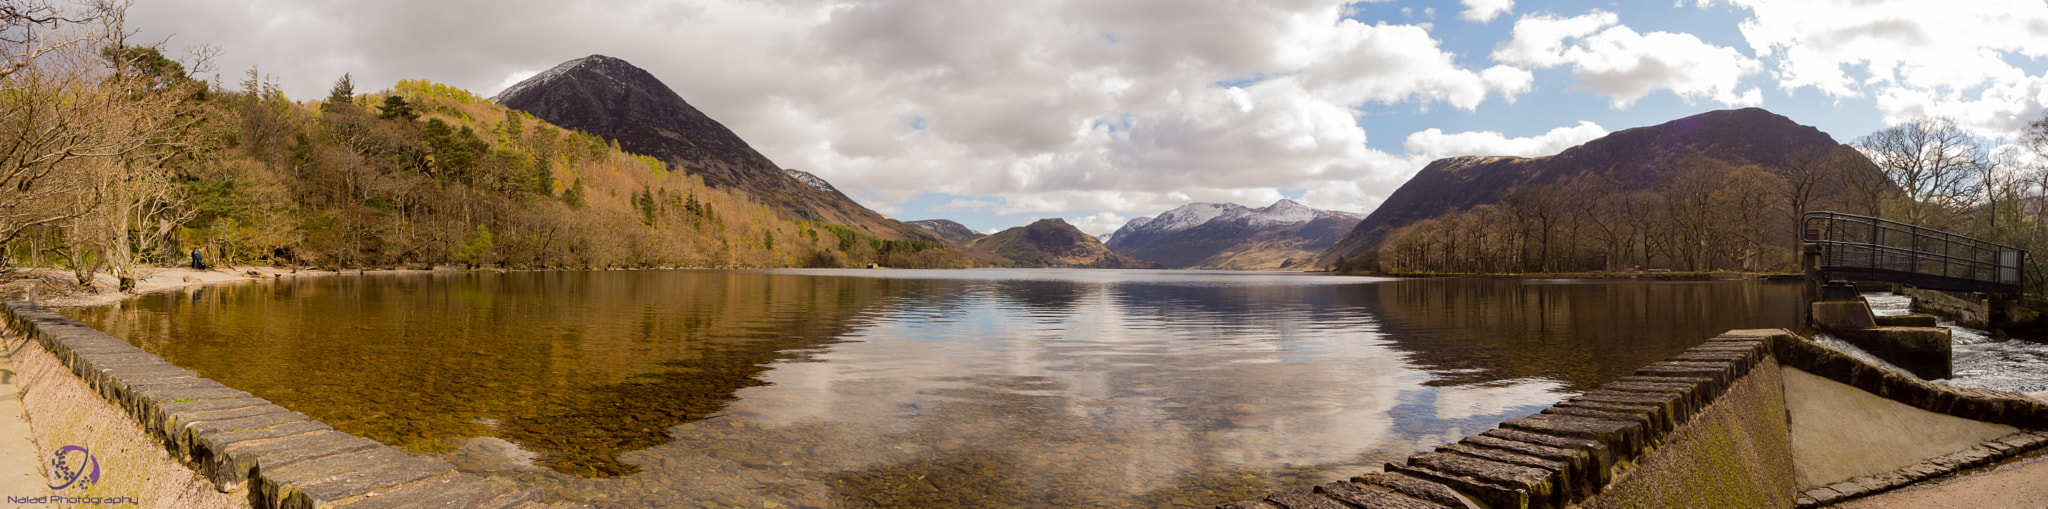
[1,297,550,509]
[1582,356,1793,508]
[1216,328,2048,509]
[1217,330,1790,509]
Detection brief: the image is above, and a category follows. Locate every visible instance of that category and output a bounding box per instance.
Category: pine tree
[324,73,354,110]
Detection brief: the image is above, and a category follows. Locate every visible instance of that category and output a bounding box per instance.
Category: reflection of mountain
[1358,279,1805,390]
[66,271,925,477]
[992,279,1094,312]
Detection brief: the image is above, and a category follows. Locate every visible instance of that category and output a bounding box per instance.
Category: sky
[130,0,2048,235]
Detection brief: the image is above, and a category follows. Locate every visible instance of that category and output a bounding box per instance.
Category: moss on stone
[1585,358,1794,508]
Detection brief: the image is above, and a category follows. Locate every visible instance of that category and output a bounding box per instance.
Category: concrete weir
[1218,329,2048,509]
[0,282,556,509]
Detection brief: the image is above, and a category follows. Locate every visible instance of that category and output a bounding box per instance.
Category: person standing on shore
[190,248,208,270]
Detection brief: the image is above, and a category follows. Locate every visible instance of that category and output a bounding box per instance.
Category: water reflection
[1368,279,1805,390]
[66,270,1803,507]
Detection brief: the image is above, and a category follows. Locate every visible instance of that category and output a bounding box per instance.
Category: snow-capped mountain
[1103,199,1363,270]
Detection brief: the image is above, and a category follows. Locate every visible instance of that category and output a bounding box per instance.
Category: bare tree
[0,0,203,268]
[1856,117,1985,227]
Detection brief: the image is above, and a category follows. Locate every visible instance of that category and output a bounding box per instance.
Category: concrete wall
[1218,329,2048,509]
[0,292,551,509]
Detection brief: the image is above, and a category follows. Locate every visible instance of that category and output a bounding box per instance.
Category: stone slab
[1353,472,1480,509]
[1462,435,1602,490]
[1312,481,1446,509]
[1385,463,1533,509]
[1263,488,1350,509]
[1479,428,1614,478]
[1502,413,1646,457]
[266,449,457,509]
[330,473,507,509]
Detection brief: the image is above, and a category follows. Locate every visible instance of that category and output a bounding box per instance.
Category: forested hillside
[1323,108,1884,274]
[1334,106,2048,298]
[0,6,969,292]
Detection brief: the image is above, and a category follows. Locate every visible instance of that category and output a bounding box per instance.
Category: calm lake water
[66,269,1804,508]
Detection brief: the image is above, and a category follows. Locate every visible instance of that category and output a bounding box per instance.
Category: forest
[0,1,967,292]
[1345,111,2048,296]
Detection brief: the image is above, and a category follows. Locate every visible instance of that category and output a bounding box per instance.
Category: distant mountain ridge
[1314,107,1860,267]
[973,219,1161,268]
[1105,199,1362,269]
[492,54,930,241]
[905,219,983,245]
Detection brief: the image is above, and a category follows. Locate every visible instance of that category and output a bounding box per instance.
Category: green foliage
[394,79,484,104]
[562,179,586,210]
[871,238,944,256]
[632,187,660,225]
[421,119,489,181]
[377,95,419,121]
[637,154,665,175]
[457,225,494,268]
[325,73,355,109]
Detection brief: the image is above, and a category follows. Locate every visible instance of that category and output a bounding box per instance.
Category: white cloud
[1719,0,2048,138]
[1460,0,1514,24]
[1403,121,1610,160]
[131,0,1532,222]
[1067,212,1132,236]
[935,199,999,212]
[1494,10,1763,108]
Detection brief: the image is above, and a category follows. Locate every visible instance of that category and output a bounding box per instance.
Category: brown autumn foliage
[0,3,970,276]
[1360,151,1869,274]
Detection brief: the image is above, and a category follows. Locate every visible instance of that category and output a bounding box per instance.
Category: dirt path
[1,333,47,502]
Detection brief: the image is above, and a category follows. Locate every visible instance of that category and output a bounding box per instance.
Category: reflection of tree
[1364,279,1803,390]
[67,271,935,477]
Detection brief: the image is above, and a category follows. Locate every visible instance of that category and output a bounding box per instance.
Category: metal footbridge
[1803,211,2026,294]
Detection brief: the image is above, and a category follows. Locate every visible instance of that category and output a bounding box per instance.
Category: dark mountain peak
[971,219,1159,268]
[1313,107,1864,267]
[494,55,931,241]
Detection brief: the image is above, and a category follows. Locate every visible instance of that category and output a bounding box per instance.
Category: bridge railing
[1802,211,2025,293]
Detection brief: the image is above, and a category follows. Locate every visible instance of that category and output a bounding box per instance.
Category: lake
[65,269,1805,507]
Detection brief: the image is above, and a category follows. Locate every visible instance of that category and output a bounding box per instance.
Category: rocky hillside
[1314,107,1869,267]
[492,55,930,241]
[905,219,983,245]
[971,219,1161,268]
[1105,199,1362,269]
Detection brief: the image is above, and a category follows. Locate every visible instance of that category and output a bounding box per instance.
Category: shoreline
[7,265,372,308]
[1334,270,1803,281]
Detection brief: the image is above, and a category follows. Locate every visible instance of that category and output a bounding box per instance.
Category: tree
[376,95,418,121]
[1780,146,1838,243]
[0,0,205,270]
[324,72,354,110]
[1856,117,1985,227]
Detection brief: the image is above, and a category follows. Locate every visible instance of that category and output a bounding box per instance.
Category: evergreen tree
[324,73,355,110]
[377,95,418,121]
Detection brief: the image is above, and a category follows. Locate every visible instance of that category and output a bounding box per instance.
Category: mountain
[970,219,1161,268]
[492,55,930,241]
[1104,199,1362,269]
[1314,107,1862,267]
[905,219,983,245]
[784,169,849,199]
